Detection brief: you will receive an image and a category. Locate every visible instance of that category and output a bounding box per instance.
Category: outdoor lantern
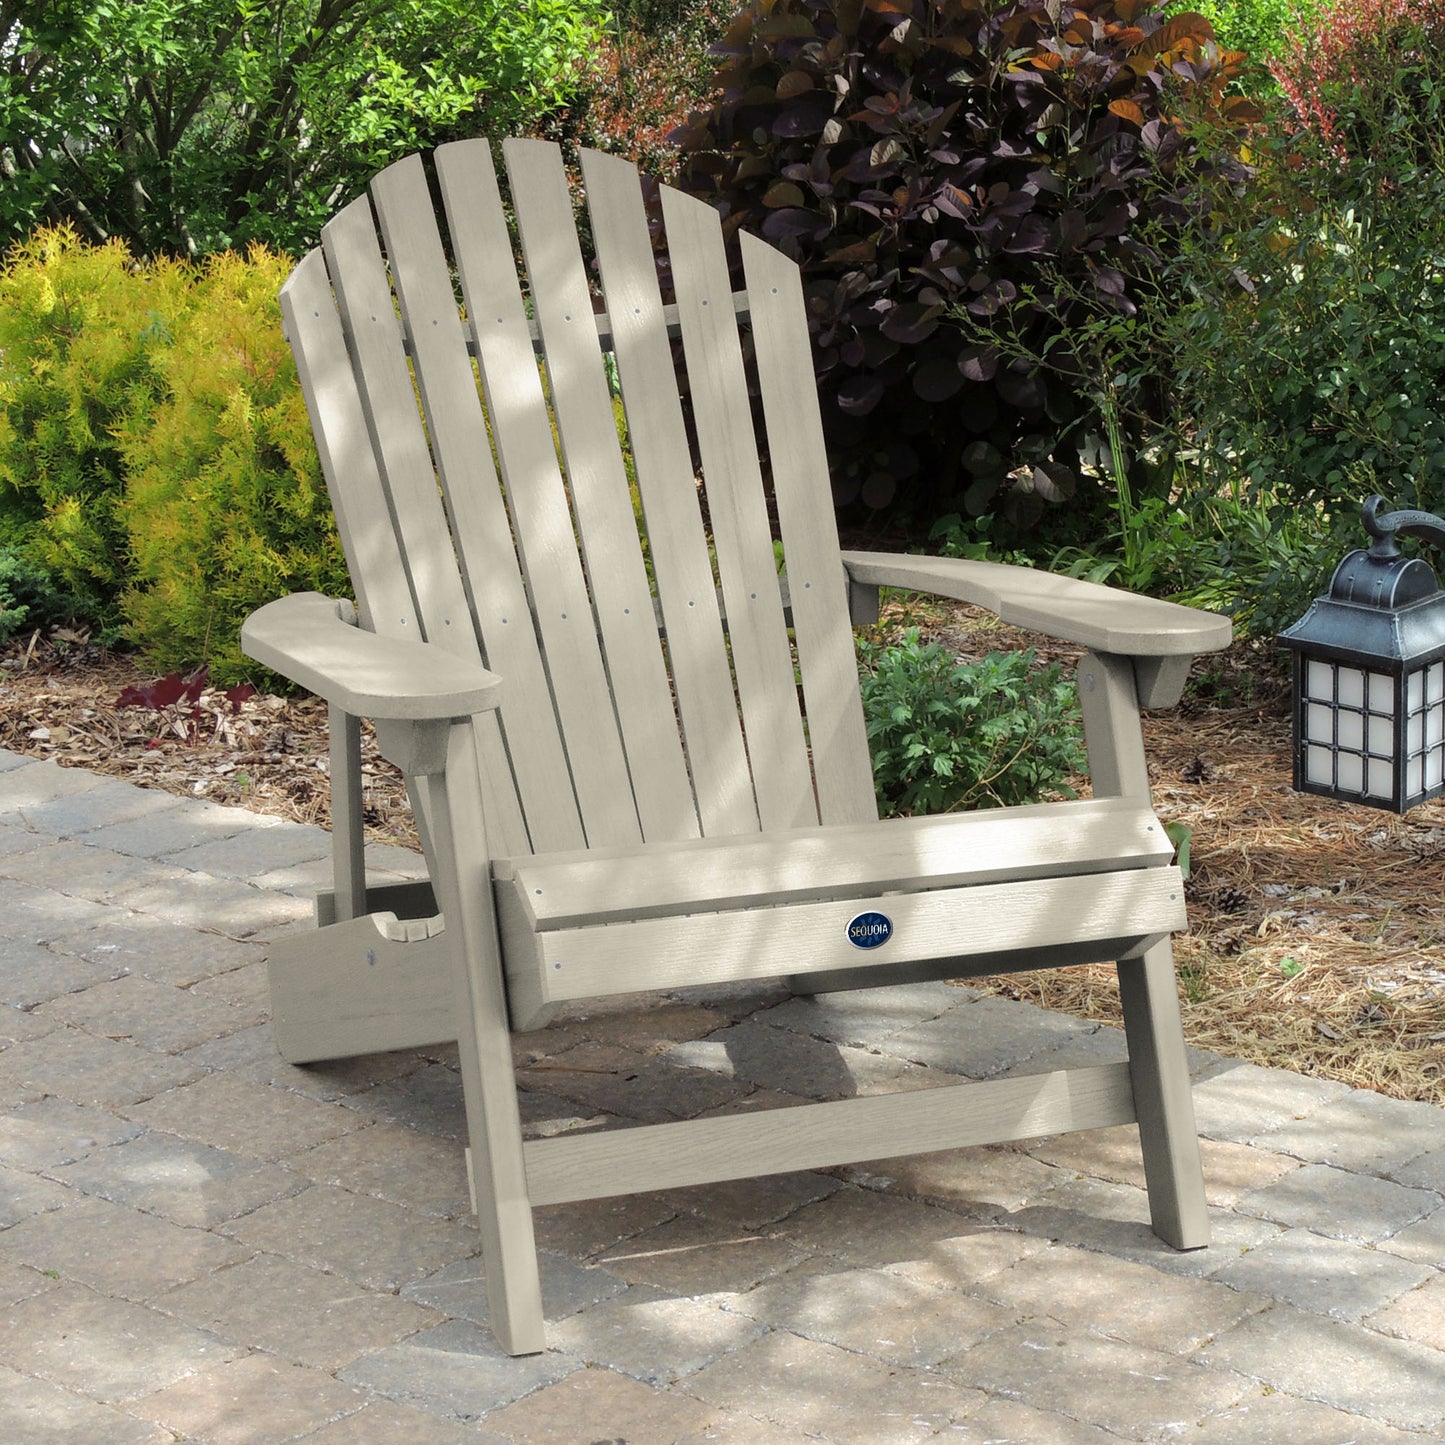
[1280,495,1445,812]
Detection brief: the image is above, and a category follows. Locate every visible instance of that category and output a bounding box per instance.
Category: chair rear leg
[420,725,546,1355]
[1117,938,1209,1250]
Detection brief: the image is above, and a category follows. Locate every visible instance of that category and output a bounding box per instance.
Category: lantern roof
[1280,497,1445,668]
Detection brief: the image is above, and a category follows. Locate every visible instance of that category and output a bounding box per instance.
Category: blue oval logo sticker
[846,911,893,950]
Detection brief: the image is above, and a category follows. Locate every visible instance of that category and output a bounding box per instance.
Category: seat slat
[660,183,818,832]
[501,795,1171,929]
[740,231,877,827]
[521,866,1185,1004]
[579,146,760,840]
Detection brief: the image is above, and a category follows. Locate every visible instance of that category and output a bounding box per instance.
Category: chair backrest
[280,137,876,857]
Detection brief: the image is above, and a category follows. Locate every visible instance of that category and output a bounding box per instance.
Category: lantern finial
[1363,493,1445,560]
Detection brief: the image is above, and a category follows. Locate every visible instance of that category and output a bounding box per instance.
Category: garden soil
[3,604,1442,1107]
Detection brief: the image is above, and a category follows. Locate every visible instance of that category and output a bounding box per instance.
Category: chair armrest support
[241,593,503,721]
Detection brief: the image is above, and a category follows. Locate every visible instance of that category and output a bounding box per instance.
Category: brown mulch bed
[0,630,417,847]
[3,612,1443,1105]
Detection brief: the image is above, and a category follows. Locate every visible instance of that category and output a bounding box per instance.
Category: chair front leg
[405,718,547,1355]
[1079,651,1209,1251]
[1118,940,1210,1249]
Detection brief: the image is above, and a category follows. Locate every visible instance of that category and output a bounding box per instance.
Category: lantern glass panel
[1400,660,1445,804]
[1369,672,1394,710]
[1306,744,1334,785]
[1338,710,1364,749]
[1338,753,1364,792]
[1369,715,1395,755]
[1306,702,1333,741]
[1367,758,1393,797]
[1338,667,1365,707]
[1306,660,1335,699]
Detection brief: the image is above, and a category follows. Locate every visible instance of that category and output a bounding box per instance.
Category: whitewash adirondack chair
[241,137,1232,1355]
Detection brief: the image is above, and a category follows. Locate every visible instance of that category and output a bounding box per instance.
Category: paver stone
[1197,1302,1445,1433]
[157,1251,441,1369]
[486,1365,716,1444]
[0,1280,240,1403]
[132,1350,369,1444]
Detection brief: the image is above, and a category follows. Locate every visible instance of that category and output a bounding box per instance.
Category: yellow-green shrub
[0,228,191,611]
[116,248,346,681]
[0,228,346,681]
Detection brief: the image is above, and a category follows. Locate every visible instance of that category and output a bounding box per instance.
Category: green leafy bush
[0,228,346,680]
[1158,0,1445,532]
[1270,0,1445,157]
[676,0,1250,533]
[929,483,1334,641]
[966,0,1445,631]
[858,630,1086,814]
[1179,0,1315,65]
[0,0,609,258]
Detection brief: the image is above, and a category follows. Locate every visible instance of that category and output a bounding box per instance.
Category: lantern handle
[1362,494,1445,558]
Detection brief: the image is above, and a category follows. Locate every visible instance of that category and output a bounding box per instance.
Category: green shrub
[1270,0,1445,157]
[1157,0,1445,531]
[859,630,1086,814]
[676,0,1251,534]
[0,227,346,680]
[0,1,610,258]
[1177,0,1316,65]
[966,0,1445,630]
[931,481,1335,641]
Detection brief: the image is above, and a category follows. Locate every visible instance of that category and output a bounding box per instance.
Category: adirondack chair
[241,137,1232,1355]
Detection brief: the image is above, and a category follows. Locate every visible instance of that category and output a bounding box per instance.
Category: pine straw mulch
[2,607,1443,1106]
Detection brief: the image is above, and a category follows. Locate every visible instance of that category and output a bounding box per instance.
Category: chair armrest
[241,593,503,720]
[841,552,1233,659]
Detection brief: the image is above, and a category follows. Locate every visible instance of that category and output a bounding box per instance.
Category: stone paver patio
[1,747,1443,1442]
